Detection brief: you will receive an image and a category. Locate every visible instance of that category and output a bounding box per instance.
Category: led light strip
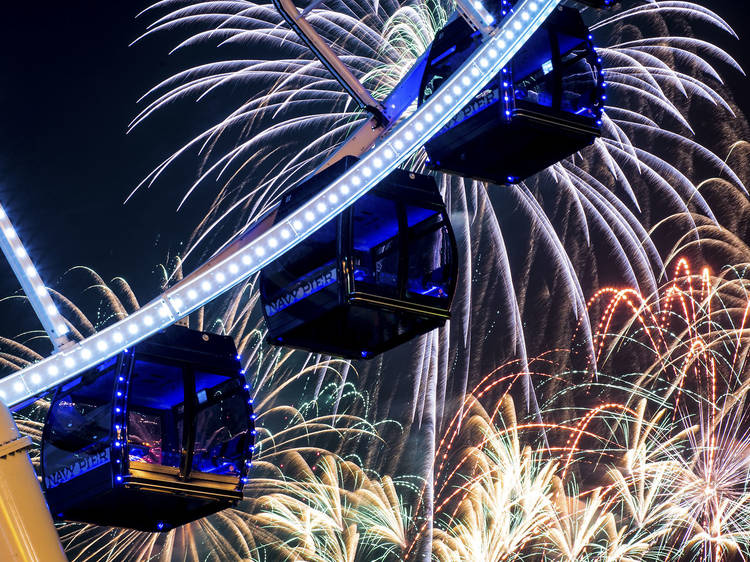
[1,0,562,408]
[0,203,71,349]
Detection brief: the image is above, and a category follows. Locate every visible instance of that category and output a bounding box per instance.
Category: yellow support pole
[0,402,67,562]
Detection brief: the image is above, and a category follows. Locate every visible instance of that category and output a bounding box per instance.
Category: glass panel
[44,359,116,489]
[559,41,598,117]
[406,212,453,301]
[512,30,555,109]
[513,62,555,108]
[192,375,249,477]
[405,205,438,228]
[127,359,184,468]
[513,28,597,118]
[262,217,337,318]
[352,195,400,297]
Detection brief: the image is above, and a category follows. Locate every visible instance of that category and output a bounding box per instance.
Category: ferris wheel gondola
[419,4,606,184]
[40,326,255,532]
[259,157,457,359]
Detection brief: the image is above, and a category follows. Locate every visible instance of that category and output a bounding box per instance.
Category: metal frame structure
[0,0,565,410]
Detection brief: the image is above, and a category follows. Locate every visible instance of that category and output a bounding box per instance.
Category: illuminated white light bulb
[425,113,434,122]
[128,323,139,335]
[404,131,414,141]
[0,390,5,399]
[461,76,471,86]
[521,11,529,20]
[480,58,489,68]
[415,122,424,132]
[328,194,338,204]
[3,228,14,238]
[201,281,212,292]
[31,373,41,385]
[113,332,124,344]
[384,149,394,159]
[394,140,404,150]
[305,211,315,222]
[57,324,68,335]
[529,2,538,11]
[242,254,252,265]
[158,305,170,317]
[96,340,107,352]
[45,304,57,315]
[316,202,326,213]
[64,356,75,368]
[513,21,522,30]
[351,176,362,186]
[473,0,482,8]
[81,348,92,360]
[14,246,26,258]
[13,381,23,393]
[292,219,303,231]
[340,185,350,195]
[229,263,239,275]
[489,47,498,58]
[48,365,59,376]
[280,230,290,240]
[471,67,480,77]
[452,85,462,95]
[25,266,35,277]
[505,30,514,39]
[363,167,372,177]
[373,158,383,168]
[434,104,443,113]
[255,247,265,257]
[187,289,198,300]
[216,272,226,282]
[143,315,154,326]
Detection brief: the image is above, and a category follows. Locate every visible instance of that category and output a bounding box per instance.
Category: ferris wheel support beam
[0,202,72,352]
[272,0,386,121]
[315,46,432,172]
[0,0,563,409]
[0,401,67,560]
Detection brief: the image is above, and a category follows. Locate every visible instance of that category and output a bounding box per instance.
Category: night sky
[0,1,748,328]
[0,0,220,304]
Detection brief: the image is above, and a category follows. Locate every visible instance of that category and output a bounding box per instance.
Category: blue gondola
[41,326,255,532]
[260,156,458,359]
[419,5,606,183]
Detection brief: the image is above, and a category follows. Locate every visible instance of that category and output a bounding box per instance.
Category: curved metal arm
[0,0,563,410]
